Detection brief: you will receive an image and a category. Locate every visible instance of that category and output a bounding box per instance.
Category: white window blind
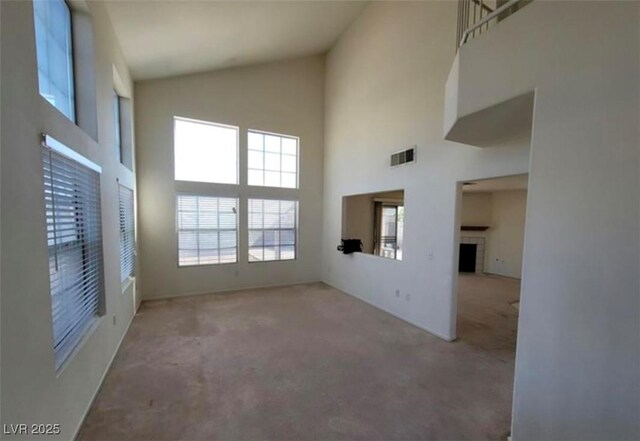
[248,131,298,188]
[42,137,104,369]
[33,0,76,121]
[118,184,135,283]
[248,199,297,262]
[177,195,238,266]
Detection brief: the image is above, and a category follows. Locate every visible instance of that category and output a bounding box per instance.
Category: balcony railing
[456,0,531,49]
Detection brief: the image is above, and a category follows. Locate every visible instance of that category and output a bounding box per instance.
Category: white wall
[461,192,492,226]
[449,2,639,439]
[461,190,527,278]
[322,1,530,341]
[486,190,527,278]
[0,1,138,439]
[135,56,325,299]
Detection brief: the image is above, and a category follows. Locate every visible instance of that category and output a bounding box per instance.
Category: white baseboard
[322,281,457,342]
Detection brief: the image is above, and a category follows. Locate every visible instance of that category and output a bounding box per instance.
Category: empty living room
[1,1,639,440]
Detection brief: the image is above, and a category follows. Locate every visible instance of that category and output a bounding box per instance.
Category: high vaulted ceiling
[104,1,368,81]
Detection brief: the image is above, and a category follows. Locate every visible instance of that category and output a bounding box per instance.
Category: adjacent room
[1,1,639,441]
[456,174,528,372]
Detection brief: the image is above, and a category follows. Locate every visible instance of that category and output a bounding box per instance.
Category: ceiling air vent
[390,146,416,168]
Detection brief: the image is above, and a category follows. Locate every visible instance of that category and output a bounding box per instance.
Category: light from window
[248,199,297,262]
[118,185,135,283]
[248,131,298,188]
[42,135,103,369]
[33,0,76,121]
[177,195,238,266]
[174,117,238,184]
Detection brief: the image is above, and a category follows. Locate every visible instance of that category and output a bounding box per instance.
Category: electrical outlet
[428,251,434,260]
[234,270,239,277]
[405,293,411,301]
[112,315,117,326]
[395,289,400,298]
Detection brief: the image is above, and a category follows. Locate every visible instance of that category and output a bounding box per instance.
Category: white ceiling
[463,174,529,193]
[104,1,369,80]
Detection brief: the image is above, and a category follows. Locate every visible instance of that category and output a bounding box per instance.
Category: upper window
[177,195,238,266]
[118,184,135,283]
[248,199,297,262]
[42,135,104,369]
[174,117,238,184]
[33,0,76,121]
[248,131,298,188]
[113,91,121,163]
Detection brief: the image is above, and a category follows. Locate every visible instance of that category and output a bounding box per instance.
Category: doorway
[453,173,529,436]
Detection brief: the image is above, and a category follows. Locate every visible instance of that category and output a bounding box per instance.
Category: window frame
[33,0,77,122]
[373,202,404,261]
[247,129,299,189]
[247,197,299,263]
[118,183,135,286]
[176,193,240,268]
[41,134,104,371]
[173,116,240,185]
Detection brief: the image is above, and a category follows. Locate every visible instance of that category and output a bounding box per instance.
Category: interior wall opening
[341,190,404,260]
[454,173,529,437]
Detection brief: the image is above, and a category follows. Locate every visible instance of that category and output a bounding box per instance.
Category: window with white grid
[177,195,238,266]
[247,131,298,188]
[118,184,135,283]
[33,0,76,121]
[248,199,297,262]
[42,135,104,369]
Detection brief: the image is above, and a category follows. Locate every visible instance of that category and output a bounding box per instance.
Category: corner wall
[322,1,530,341]
[0,1,138,439]
[134,56,325,300]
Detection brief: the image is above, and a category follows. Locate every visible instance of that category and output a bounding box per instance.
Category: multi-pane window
[248,131,298,188]
[33,0,76,121]
[174,117,238,184]
[42,135,104,369]
[177,195,238,266]
[248,199,297,262]
[118,185,135,283]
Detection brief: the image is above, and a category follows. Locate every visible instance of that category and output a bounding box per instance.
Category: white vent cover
[390,146,416,167]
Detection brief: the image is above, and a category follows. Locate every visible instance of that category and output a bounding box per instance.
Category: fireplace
[459,244,477,272]
[458,237,485,273]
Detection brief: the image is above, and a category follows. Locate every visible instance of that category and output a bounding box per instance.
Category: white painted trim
[142,280,322,302]
[322,281,457,342]
[71,307,137,440]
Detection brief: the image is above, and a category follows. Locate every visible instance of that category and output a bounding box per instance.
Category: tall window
[33,0,76,121]
[113,91,122,163]
[118,184,135,283]
[248,199,297,262]
[374,203,404,261]
[177,195,238,266]
[248,131,298,188]
[174,117,238,184]
[42,135,104,369]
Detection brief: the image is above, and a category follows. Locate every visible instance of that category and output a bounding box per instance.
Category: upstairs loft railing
[457,0,532,49]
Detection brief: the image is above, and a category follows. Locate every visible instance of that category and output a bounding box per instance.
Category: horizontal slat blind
[118,184,135,283]
[248,199,297,262]
[42,143,104,369]
[177,195,238,266]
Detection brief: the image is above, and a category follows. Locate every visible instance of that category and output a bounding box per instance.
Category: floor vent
[390,146,416,167]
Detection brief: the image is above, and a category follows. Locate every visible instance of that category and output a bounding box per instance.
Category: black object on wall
[459,243,477,272]
[338,239,363,254]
